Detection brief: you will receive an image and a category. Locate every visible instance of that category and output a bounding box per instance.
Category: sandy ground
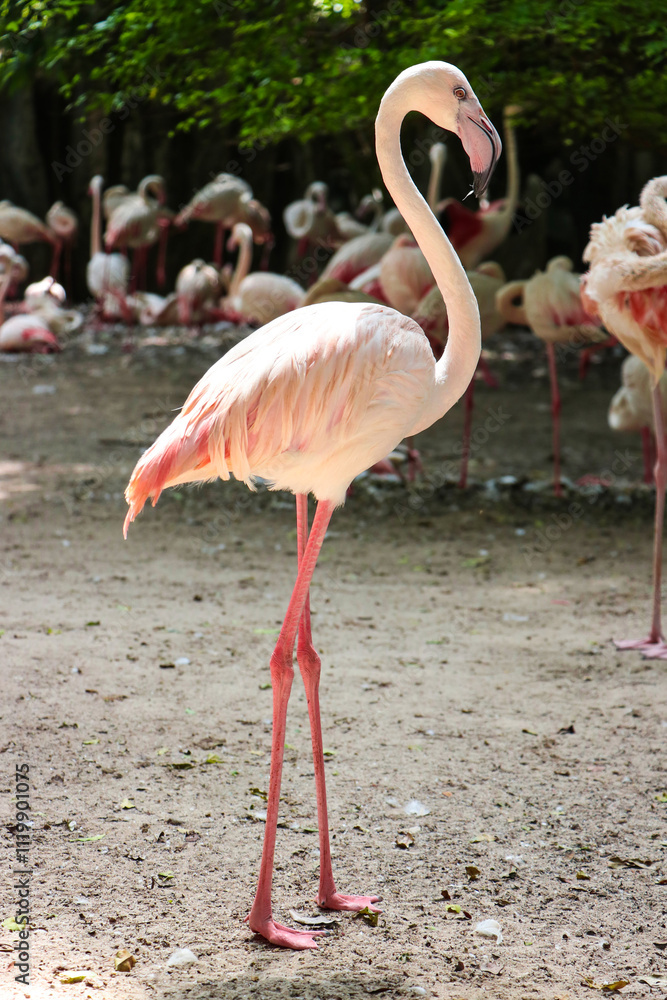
[1,327,666,1000]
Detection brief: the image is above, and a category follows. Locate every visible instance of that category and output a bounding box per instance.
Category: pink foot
[614,636,667,658]
[245,914,325,950]
[318,891,382,913]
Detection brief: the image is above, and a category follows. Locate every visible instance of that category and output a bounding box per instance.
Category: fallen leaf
[72,833,105,843]
[167,761,196,770]
[608,856,652,869]
[445,904,472,920]
[82,738,99,745]
[582,977,629,991]
[120,798,135,809]
[638,976,667,988]
[466,865,481,880]
[59,971,93,984]
[157,871,174,880]
[202,754,224,764]
[86,621,101,627]
[481,960,504,975]
[576,871,591,880]
[289,909,340,928]
[396,832,415,849]
[249,787,268,801]
[259,682,272,690]
[353,906,379,927]
[440,889,451,900]
[2,916,26,931]
[470,833,494,843]
[655,792,667,803]
[114,948,136,972]
[522,728,539,736]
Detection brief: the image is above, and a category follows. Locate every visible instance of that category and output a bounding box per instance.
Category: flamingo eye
[453,87,466,100]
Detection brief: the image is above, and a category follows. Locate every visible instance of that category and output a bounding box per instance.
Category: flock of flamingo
[3,60,667,949]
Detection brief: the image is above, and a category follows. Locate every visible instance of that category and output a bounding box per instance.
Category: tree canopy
[1,0,665,148]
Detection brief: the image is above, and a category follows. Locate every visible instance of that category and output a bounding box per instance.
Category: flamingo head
[387,64,501,199]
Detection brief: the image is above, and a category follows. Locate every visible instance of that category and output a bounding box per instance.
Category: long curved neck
[90,179,102,257]
[494,110,519,223]
[375,83,480,413]
[427,145,446,212]
[229,226,253,297]
[496,280,527,325]
[0,269,11,321]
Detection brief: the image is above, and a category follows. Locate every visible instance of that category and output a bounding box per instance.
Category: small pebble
[166,947,197,968]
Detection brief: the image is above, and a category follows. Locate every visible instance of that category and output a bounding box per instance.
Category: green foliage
[0,0,665,147]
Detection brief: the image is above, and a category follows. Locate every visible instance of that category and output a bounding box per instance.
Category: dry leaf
[114,948,136,972]
[638,976,667,988]
[353,906,379,927]
[470,833,494,843]
[120,798,135,809]
[466,865,481,880]
[582,977,630,991]
[576,871,591,880]
[289,909,340,928]
[608,856,652,869]
[59,971,92,984]
[396,832,415,849]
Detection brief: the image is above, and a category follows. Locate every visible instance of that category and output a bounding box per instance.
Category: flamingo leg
[641,427,655,485]
[246,499,335,949]
[616,386,667,657]
[458,376,475,489]
[578,335,618,380]
[156,223,169,289]
[546,343,563,497]
[50,239,62,280]
[477,354,499,388]
[213,223,225,267]
[294,494,382,915]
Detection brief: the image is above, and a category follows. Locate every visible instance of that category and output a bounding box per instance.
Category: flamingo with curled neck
[122,61,500,950]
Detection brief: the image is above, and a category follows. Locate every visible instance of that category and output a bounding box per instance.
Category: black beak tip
[473,170,491,200]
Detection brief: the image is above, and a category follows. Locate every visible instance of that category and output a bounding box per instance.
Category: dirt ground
[1,324,666,1000]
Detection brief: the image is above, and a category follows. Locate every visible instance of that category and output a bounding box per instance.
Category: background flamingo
[176,173,273,266]
[496,256,605,496]
[0,247,60,353]
[608,354,667,485]
[46,200,78,292]
[583,175,667,658]
[122,61,500,951]
[175,259,221,326]
[104,175,168,290]
[0,201,59,276]
[414,262,507,486]
[222,222,305,325]
[86,176,132,322]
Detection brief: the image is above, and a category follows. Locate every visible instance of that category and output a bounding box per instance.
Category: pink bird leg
[246,497,380,949]
[616,385,667,658]
[546,343,563,497]
[458,375,475,489]
[578,335,618,380]
[477,354,499,388]
[641,426,655,486]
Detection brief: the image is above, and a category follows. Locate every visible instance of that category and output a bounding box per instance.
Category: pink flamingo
[104,175,168,290]
[86,176,132,322]
[437,105,520,269]
[0,247,60,353]
[496,256,604,496]
[221,222,305,325]
[414,262,507,486]
[176,173,272,267]
[0,201,59,275]
[583,175,667,657]
[123,61,500,950]
[46,201,78,292]
[608,354,667,485]
[320,231,394,286]
[175,259,221,326]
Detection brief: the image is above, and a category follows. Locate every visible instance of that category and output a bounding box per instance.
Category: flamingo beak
[458,108,502,199]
